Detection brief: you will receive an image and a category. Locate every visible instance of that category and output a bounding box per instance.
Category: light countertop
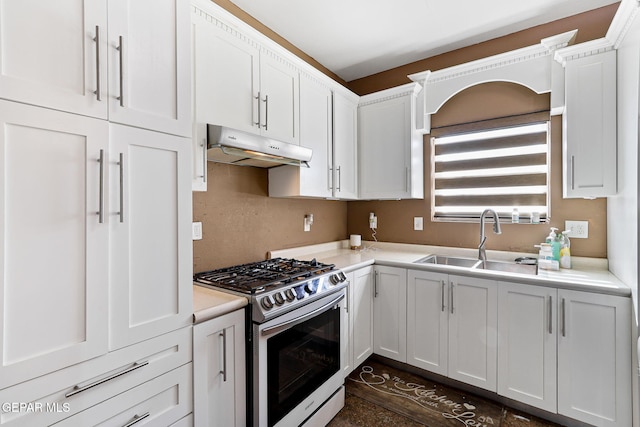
[270,240,630,297]
[193,284,248,324]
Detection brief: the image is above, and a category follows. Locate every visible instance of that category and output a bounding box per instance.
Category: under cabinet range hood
[206,124,312,168]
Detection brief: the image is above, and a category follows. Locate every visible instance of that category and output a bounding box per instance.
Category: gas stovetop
[194,257,347,323]
[193,257,335,294]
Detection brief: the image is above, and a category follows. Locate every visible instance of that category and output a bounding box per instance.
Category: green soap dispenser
[545,227,560,261]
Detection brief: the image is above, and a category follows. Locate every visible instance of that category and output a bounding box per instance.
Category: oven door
[253,288,345,427]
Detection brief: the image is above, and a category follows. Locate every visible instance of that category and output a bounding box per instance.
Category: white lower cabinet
[557,289,631,427]
[373,266,407,363]
[497,282,557,412]
[406,270,497,392]
[0,328,192,427]
[342,267,374,376]
[54,363,192,427]
[193,309,246,427]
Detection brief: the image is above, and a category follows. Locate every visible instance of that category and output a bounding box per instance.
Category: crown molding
[358,82,422,107]
[606,0,640,49]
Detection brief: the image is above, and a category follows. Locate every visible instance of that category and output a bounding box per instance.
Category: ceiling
[228,0,619,82]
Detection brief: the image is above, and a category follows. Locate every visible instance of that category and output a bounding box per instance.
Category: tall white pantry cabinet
[0,0,194,425]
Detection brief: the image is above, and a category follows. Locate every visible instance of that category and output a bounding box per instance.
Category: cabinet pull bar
[263,95,269,130]
[561,298,566,337]
[328,167,333,191]
[97,149,104,223]
[450,282,454,314]
[548,295,552,334]
[441,281,446,312]
[570,156,575,190]
[116,36,124,107]
[65,360,149,398]
[220,329,228,382]
[201,139,207,182]
[118,153,124,223]
[254,92,261,127]
[93,26,101,101]
[374,270,378,297]
[122,413,150,427]
[337,166,342,191]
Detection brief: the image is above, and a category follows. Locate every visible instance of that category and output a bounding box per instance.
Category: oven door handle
[261,293,345,337]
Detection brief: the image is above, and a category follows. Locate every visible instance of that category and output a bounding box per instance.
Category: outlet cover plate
[565,220,588,239]
[414,217,424,231]
[192,222,203,240]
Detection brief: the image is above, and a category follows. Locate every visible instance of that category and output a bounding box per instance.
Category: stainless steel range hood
[206,125,312,168]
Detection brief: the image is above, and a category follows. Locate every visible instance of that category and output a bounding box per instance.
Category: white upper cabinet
[358,83,423,200]
[333,90,359,199]
[191,1,298,144]
[0,100,109,389]
[0,0,108,118]
[269,73,333,198]
[556,43,617,198]
[109,124,193,350]
[0,0,191,137]
[107,0,192,137]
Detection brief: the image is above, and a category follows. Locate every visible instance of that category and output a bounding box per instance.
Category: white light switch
[414,217,424,231]
[192,222,203,240]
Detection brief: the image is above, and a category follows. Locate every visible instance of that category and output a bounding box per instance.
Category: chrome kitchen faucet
[478,209,502,261]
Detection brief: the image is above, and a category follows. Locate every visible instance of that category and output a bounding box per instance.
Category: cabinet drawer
[0,327,191,426]
[55,364,192,427]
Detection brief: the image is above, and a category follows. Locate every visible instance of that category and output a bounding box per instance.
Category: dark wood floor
[328,359,564,427]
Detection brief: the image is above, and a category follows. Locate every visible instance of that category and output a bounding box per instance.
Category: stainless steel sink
[475,260,538,275]
[414,255,537,275]
[415,255,482,268]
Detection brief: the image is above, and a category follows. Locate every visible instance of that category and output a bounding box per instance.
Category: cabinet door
[298,74,332,197]
[497,282,557,412]
[193,309,246,427]
[352,267,375,368]
[373,266,407,363]
[557,290,631,427]
[108,0,191,137]
[333,92,358,199]
[192,8,260,135]
[448,275,497,392]
[0,100,108,389]
[0,0,108,119]
[563,50,616,198]
[407,270,448,376]
[259,53,299,145]
[109,124,192,350]
[359,96,411,199]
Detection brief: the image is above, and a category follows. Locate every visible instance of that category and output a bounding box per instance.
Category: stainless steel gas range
[194,257,348,427]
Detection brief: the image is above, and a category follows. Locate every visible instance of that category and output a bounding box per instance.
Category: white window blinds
[431,122,550,222]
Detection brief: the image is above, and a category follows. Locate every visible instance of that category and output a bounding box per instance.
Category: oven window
[267,305,340,426]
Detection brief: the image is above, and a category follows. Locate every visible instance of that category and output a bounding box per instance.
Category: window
[431,121,550,222]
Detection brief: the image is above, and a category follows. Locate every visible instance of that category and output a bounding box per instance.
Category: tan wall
[347,82,607,258]
[193,163,347,272]
[194,3,616,271]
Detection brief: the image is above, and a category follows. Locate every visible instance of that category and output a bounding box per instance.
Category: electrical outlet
[414,217,423,231]
[565,220,588,239]
[369,213,377,229]
[192,222,203,240]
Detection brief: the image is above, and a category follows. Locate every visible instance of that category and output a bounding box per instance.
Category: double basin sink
[415,255,538,275]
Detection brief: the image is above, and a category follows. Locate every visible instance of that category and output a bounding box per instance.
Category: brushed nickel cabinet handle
[571,155,575,190]
[116,35,124,107]
[328,166,333,191]
[441,281,446,312]
[93,26,101,101]
[118,153,124,223]
[337,166,342,191]
[374,270,378,298]
[254,92,261,127]
[561,298,566,337]
[263,95,269,130]
[449,282,454,314]
[548,295,552,334]
[122,413,150,427]
[66,360,149,398]
[220,329,227,382]
[199,139,207,181]
[97,149,104,223]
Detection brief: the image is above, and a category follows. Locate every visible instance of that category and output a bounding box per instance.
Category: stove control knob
[261,296,274,310]
[284,288,296,302]
[330,272,347,285]
[273,292,285,306]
